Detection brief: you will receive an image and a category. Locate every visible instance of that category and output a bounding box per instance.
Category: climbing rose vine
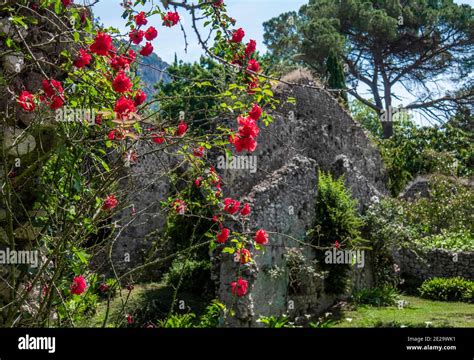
[10,0,276,327]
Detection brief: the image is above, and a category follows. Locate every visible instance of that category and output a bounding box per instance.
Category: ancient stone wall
[215,70,386,326]
[393,248,474,282]
[221,69,387,206]
[112,69,388,324]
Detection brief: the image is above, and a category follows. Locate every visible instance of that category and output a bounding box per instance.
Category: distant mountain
[111,41,171,101]
[135,49,171,100]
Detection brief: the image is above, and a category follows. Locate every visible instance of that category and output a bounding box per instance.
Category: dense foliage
[419,277,474,303]
[352,101,473,195]
[311,171,366,294]
[351,286,399,307]
[0,0,273,327]
[155,57,225,130]
[264,0,474,136]
[366,175,473,252]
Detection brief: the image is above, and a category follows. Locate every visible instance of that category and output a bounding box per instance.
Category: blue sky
[93,0,308,63]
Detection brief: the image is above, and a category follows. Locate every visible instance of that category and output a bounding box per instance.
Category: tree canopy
[264,0,474,137]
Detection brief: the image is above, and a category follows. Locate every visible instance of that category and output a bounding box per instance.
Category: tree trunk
[382,121,393,138]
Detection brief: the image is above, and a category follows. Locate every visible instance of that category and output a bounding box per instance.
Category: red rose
[134,90,147,106]
[247,79,258,94]
[94,114,102,126]
[255,229,269,245]
[176,121,188,137]
[90,32,114,56]
[194,176,203,188]
[73,48,92,68]
[247,59,260,73]
[144,26,158,41]
[127,314,133,324]
[193,146,205,157]
[129,29,144,45]
[42,79,63,98]
[213,0,224,7]
[109,129,126,140]
[173,199,187,214]
[238,116,259,138]
[233,136,257,153]
[70,275,87,295]
[127,49,136,63]
[42,79,65,110]
[98,283,109,293]
[335,240,340,249]
[151,132,165,144]
[114,96,136,119]
[236,248,251,264]
[49,96,64,110]
[17,91,35,112]
[231,277,248,297]
[102,195,118,211]
[216,228,230,243]
[110,50,136,71]
[140,42,154,57]
[245,39,256,57]
[62,0,73,7]
[224,198,240,214]
[134,11,148,26]
[110,57,120,71]
[248,104,262,120]
[112,71,132,93]
[240,203,251,216]
[162,11,180,27]
[231,28,245,43]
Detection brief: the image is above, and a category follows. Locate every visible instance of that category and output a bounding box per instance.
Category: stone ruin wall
[215,70,387,326]
[114,69,389,325]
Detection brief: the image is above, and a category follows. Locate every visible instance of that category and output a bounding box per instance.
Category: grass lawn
[79,282,212,328]
[333,295,474,328]
[80,286,474,328]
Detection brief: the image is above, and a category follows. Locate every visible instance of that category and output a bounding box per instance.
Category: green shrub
[416,230,474,252]
[351,286,399,307]
[311,171,365,294]
[366,175,473,251]
[359,110,474,196]
[163,256,212,294]
[197,300,226,328]
[284,247,323,295]
[158,300,226,328]
[366,175,474,289]
[257,315,294,328]
[313,171,364,245]
[309,317,336,328]
[158,313,196,328]
[419,277,474,303]
[403,176,473,237]
[159,180,215,294]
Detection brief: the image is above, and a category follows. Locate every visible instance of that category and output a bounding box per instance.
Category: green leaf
[263,89,274,97]
[222,247,235,254]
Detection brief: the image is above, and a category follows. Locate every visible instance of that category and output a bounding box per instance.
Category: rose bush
[3,0,275,327]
